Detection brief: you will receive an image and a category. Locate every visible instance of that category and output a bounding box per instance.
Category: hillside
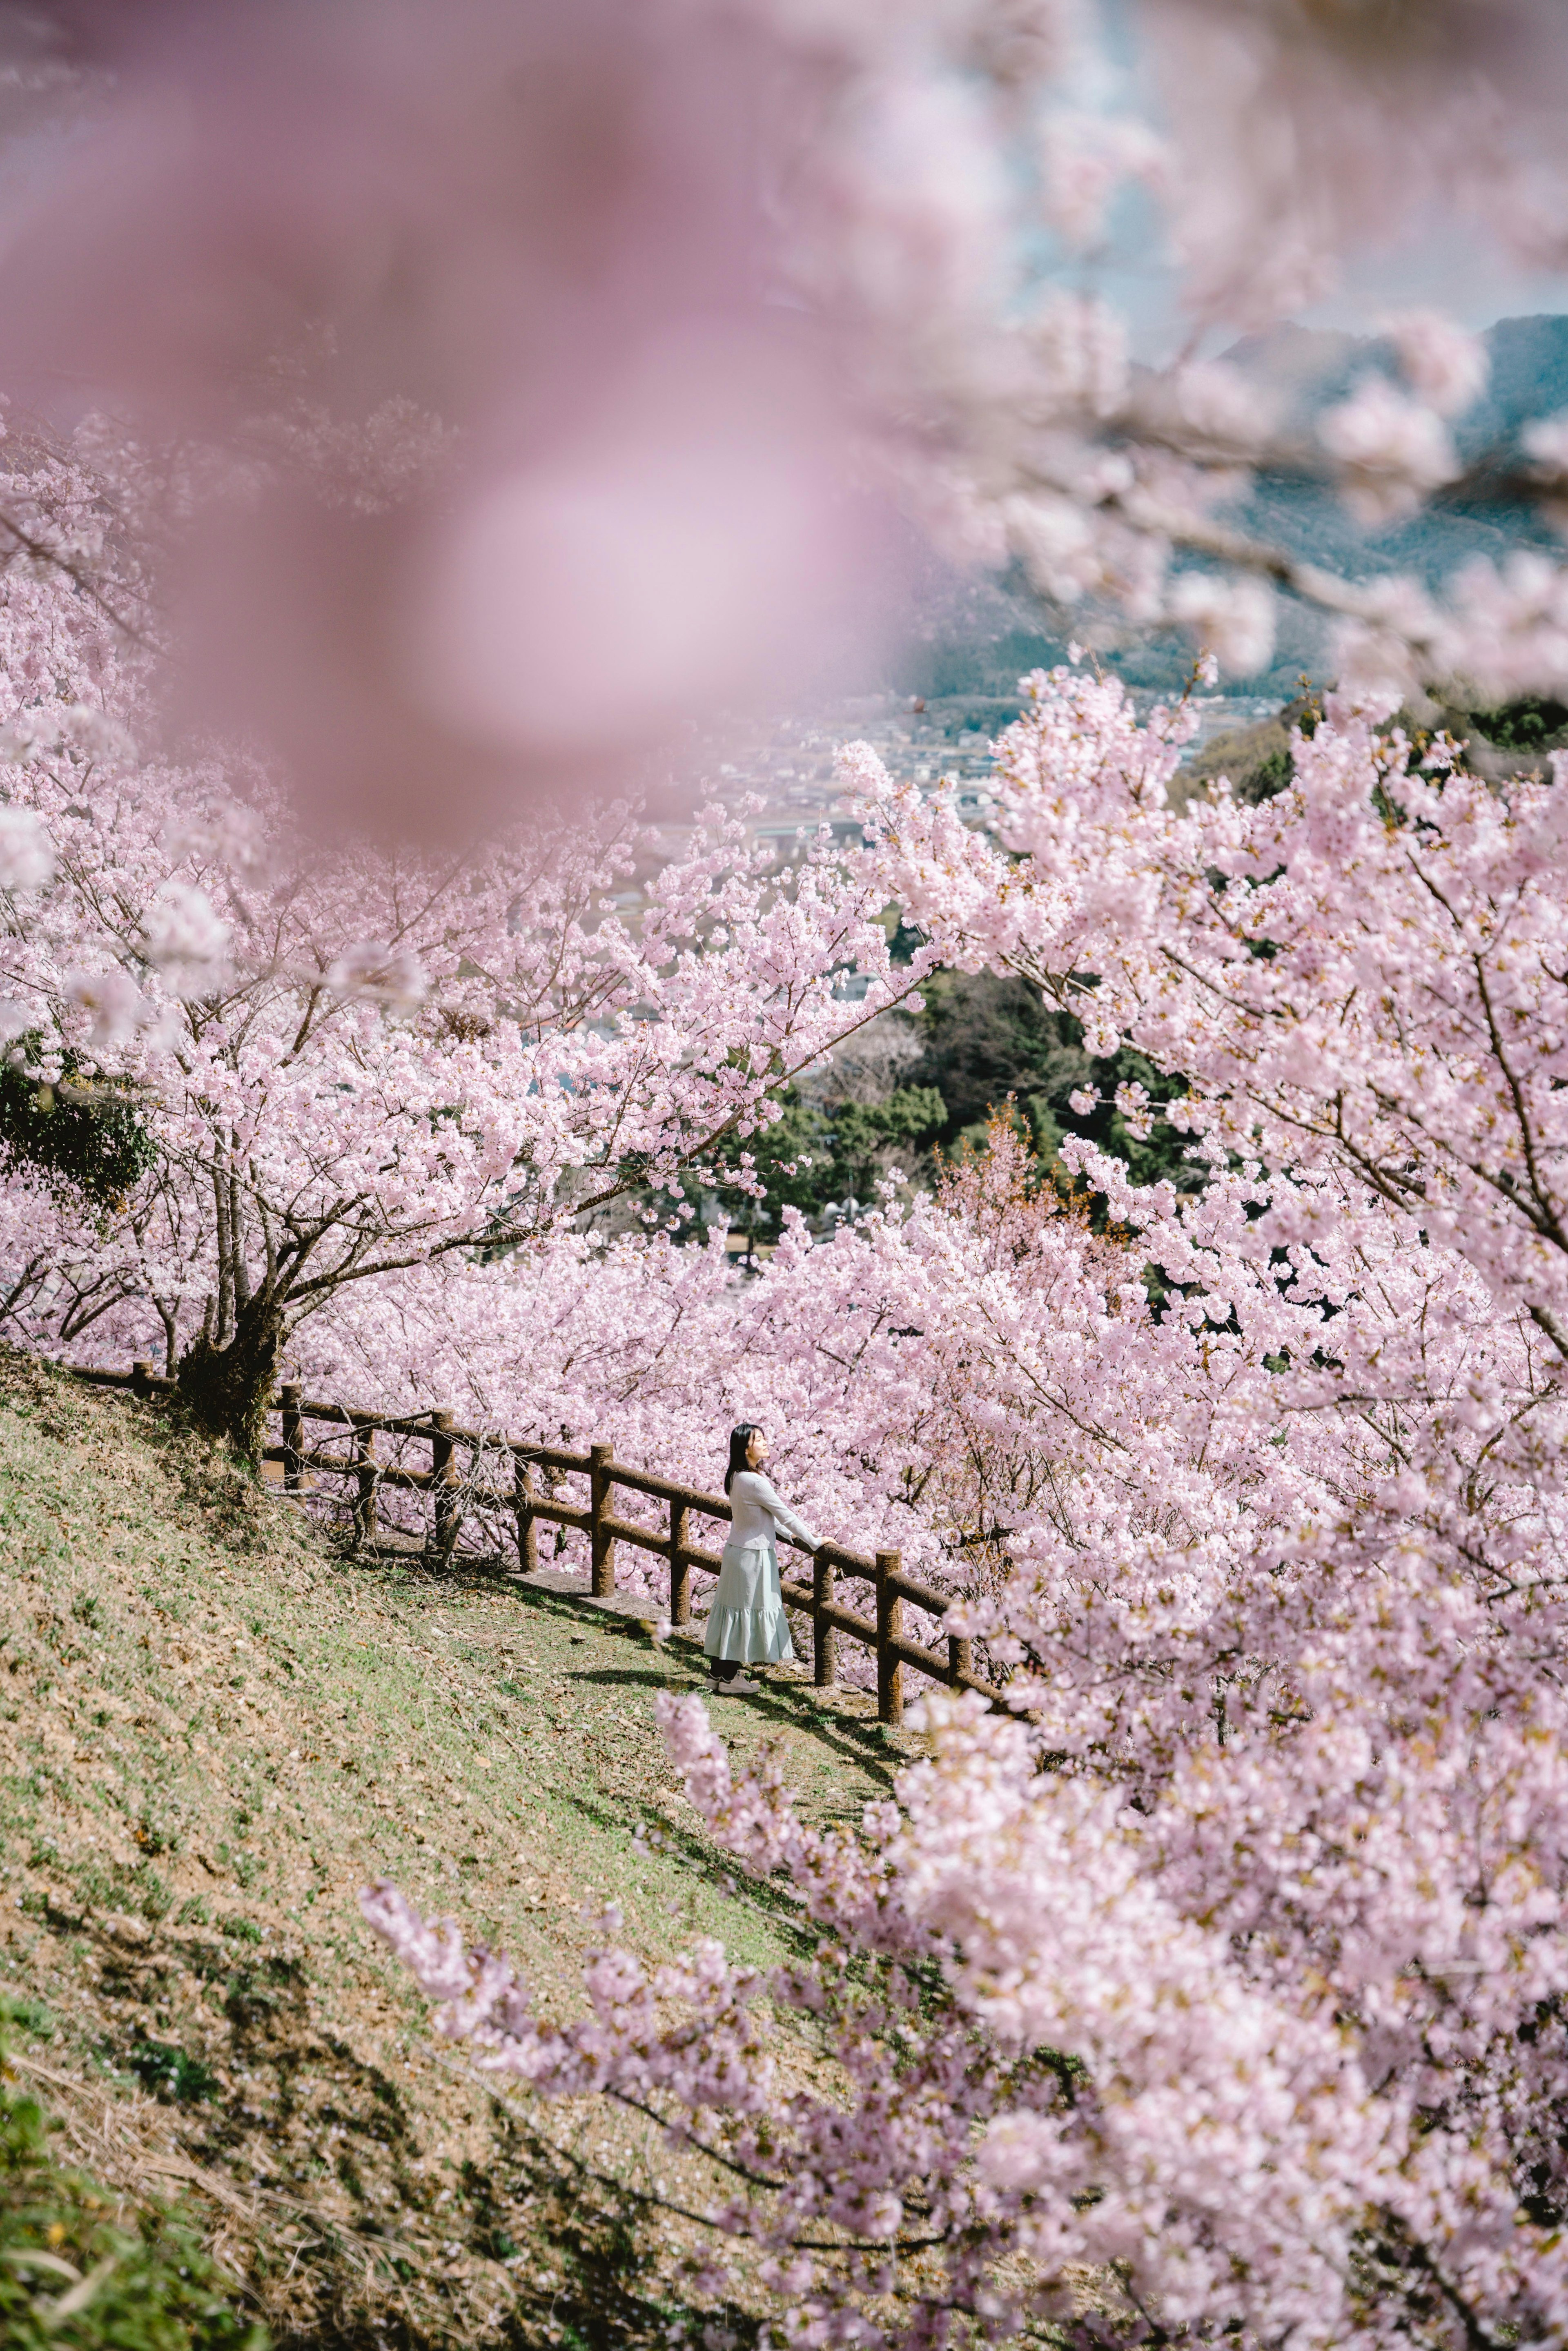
[0,1348,912,2348]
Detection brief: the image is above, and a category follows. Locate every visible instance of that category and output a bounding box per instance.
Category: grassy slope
[0,1348,913,2347]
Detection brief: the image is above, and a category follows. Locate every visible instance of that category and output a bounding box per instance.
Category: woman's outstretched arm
[746,1473,823,1554]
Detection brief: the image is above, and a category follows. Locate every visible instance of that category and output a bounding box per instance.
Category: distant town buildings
[628,689,1285,912]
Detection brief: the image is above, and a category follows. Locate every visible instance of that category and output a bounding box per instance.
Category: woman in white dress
[705,1424,822,1696]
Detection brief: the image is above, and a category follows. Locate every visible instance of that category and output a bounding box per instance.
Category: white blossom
[1319,377,1459,524]
[1114,1078,1154,1139]
[0,807,54,891]
[1168,573,1276,677]
[144,883,230,993]
[66,969,150,1048]
[325,942,428,1013]
[1381,308,1489,417]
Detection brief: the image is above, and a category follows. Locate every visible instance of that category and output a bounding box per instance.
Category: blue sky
[1077,0,1568,355]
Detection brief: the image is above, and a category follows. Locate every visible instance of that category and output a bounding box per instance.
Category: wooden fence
[68,1360,988,1727]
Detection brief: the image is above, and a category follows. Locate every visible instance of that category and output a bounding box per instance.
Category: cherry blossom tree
[286,1114,1164,1633]
[369,670,1568,2346]
[0,732,927,1452]
[0,418,932,1454]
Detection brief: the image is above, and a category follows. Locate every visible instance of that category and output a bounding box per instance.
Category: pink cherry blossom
[1319,375,1460,524]
[364,665,1568,2344]
[1381,308,1490,418]
[1167,571,1276,676]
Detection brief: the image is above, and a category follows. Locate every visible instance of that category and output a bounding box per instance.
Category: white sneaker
[712,1673,759,1695]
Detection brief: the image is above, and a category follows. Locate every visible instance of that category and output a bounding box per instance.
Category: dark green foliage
[913,970,1077,1145]
[1466,695,1568,751]
[125,2040,220,2106]
[910,972,1198,1193]
[715,1083,948,1241]
[1248,746,1295,800]
[827,1087,947,1200]
[0,1044,156,1210]
[885,914,927,966]
[0,2071,264,2351]
[713,973,1202,1249]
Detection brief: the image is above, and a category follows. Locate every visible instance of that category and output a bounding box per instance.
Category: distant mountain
[894,313,1568,701]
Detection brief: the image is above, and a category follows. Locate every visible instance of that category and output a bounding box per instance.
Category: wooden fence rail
[66,1361,987,1726]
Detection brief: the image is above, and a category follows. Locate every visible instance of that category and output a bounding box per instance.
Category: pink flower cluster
[365,668,1568,2344]
[0,423,931,1391]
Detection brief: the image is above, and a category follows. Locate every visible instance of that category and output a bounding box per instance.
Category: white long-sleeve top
[726,1468,822,1554]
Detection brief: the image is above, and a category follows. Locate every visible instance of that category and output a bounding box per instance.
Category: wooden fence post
[514,1455,537,1575]
[132,1359,154,1401]
[876,1550,903,1726]
[280,1382,303,1491]
[669,1496,691,1625]
[354,1423,379,1543]
[814,1547,837,1688]
[947,1631,973,1688]
[431,1411,460,1556]
[590,1442,616,1598]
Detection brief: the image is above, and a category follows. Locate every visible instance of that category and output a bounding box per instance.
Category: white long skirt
[703,1536,795,1665]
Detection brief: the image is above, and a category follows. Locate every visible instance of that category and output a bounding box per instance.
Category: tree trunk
[177,1292,285,1463]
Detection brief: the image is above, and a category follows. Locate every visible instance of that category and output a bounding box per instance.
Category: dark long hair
[725,1424,760,1494]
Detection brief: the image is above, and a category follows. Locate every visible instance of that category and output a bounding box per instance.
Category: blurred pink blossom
[1318,376,1459,525]
[1040,111,1165,251]
[0,0,882,834]
[143,881,229,996]
[324,942,428,1013]
[1329,594,1430,707]
[1168,570,1275,677]
[66,967,148,1048]
[1163,359,1276,451]
[1003,489,1098,604]
[1380,308,1489,419]
[1023,290,1129,420]
[1141,0,1568,322]
[0,805,53,890]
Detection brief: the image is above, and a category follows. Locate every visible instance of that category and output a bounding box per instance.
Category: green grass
[0,1348,914,2347]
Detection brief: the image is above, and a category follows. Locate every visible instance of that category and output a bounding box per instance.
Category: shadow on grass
[344,1544,913,1758]
[318,1535,910,1890]
[555,1641,907,1787]
[557,1784,827,1962]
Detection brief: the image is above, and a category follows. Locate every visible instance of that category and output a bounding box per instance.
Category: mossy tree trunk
[177,1292,285,1464]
